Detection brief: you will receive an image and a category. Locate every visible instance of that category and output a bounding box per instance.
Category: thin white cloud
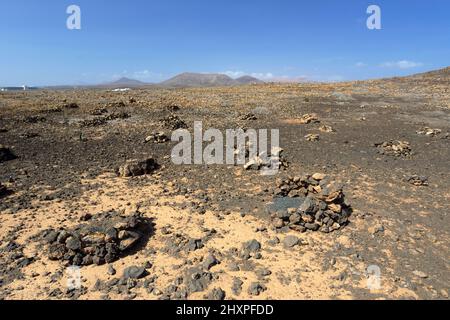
[222,70,246,78]
[380,60,424,69]
[220,70,347,83]
[355,62,367,67]
[220,70,306,82]
[133,70,151,78]
[221,70,275,80]
[112,70,164,81]
[249,72,274,80]
[132,70,164,80]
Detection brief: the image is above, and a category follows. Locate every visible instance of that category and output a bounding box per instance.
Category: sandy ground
[0,69,449,300]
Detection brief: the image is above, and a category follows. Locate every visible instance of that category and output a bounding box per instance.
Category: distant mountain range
[99,73,264,88]
[104,67,450,88]
[234,75,265,85]
[1,73,263,90]
[108,77,148,87]
[160,73,263,87]
[4,67,449,90]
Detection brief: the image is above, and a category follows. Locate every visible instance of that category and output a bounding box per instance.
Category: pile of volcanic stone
[0,145,16,163]
[116,158,159,177]
[305,133,320,142]
[161,115,187,130]
[104,111,130,121]
[405,175,428,186]
[62,102,79,109]
[270,173,351,233]
[240,113,257,121]
[90,107,108,116]
[106,101,126,108]
[299,113,320,124]
[79,117,108,127]
[166,105,181,112]
[416,127,441,137]
[319,124,334,133]
[145,132,169,144]
[42,212,151,266]
[375,140,412,157]
[244,147,289,172]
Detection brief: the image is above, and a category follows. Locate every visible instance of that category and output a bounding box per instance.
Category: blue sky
[1,0,449,86]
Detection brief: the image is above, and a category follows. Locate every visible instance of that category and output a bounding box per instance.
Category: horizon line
[1,66,448,88]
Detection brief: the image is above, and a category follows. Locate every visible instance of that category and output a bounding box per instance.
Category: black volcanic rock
[117,158,159,177]
[0,183,8,197]
[43,212,154,266]
[0,145,17,163]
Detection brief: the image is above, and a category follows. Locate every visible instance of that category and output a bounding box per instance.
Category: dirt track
[0,71,449,300]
